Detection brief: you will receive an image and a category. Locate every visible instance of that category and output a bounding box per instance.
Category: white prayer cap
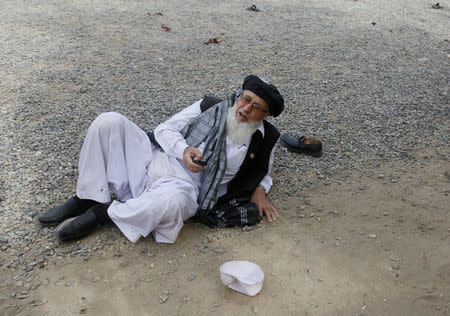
[219,261,264,296]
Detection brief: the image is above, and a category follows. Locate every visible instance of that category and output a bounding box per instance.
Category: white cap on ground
[219,261,264,296]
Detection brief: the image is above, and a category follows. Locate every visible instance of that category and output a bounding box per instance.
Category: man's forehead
[242,90,269,107]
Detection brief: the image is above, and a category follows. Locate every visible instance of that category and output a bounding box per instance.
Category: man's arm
[154,100,206,173]
[250,148,278,222]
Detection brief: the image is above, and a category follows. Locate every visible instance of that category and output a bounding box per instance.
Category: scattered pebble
[187,274,196,281]
[66,280,74,287]
[158,295,168,303]
[389,255,401,262]
[368,234,377,238]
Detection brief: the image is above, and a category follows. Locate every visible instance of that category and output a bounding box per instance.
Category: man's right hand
[183,147,206,173]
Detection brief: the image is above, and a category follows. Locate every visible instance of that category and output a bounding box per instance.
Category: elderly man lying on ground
[38,75,284,243]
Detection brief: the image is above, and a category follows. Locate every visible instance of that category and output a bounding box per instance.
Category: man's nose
[242,103,253,112]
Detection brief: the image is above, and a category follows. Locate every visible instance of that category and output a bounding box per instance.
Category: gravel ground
[0,0,449,313]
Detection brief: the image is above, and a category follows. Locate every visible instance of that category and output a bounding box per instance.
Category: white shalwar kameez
[76,100,274,243]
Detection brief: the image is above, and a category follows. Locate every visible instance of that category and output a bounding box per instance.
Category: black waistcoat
[200,96,280,204]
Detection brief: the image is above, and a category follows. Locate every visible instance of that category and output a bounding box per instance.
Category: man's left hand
[250,186,278,222]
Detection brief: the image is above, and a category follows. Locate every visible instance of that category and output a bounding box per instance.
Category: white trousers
[76,112,198,243]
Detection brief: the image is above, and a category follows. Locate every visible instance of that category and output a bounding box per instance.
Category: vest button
[250,153,255,159]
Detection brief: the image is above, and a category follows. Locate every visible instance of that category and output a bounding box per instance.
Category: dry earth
[7,151,449,315]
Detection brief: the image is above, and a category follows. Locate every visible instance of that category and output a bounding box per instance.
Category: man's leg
[76,111,153,202]
[39,112,153,228]
[108,178,199,243]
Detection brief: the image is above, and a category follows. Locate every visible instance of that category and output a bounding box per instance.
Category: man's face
[235,90,270,123]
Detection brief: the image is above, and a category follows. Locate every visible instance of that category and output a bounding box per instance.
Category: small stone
[158,295,168,303]
[361,212,367,217]
[212,302,221,308]
[391,264,400,270]
[187,274,196,281]
[389,255,400,262]
[368,234,377,238]
[243,225,256,232]
[66,280,74,287]
[383,212,388,216]
[359,185,365,190]
[212,248,224,254]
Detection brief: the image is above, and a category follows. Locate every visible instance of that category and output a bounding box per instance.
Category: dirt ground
[6,150,446,315]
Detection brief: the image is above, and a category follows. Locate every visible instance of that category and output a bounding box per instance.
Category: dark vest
[199,96,280,204]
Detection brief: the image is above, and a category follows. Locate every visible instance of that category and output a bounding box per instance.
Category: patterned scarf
[181,91,240,216]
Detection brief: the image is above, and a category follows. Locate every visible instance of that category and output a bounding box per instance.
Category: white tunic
[76,100,274,243]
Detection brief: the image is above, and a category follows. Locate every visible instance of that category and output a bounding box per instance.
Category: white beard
[226,104,260,144]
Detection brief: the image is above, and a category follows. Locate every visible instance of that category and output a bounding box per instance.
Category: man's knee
[90,112,126,132]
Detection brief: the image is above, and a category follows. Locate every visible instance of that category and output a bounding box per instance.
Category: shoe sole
[280,139,322,157]
[36,217,61,227]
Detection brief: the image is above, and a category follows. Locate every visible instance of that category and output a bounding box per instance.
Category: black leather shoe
[55,205,107,242]
[280,134,323,157]
[38,196,99,226]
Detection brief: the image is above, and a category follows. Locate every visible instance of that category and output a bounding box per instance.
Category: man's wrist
[258,184,267,194]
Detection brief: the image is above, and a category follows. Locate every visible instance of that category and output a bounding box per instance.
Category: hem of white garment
[76,190,111,204]
[152,231,177,244]
[107,201,142,243]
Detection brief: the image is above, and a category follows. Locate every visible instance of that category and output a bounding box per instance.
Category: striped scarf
[181,91,241,216]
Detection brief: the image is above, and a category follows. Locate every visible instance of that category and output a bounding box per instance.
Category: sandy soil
[6,150,446,315]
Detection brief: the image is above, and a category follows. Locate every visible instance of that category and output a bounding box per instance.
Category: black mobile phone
[192,158,207,166]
